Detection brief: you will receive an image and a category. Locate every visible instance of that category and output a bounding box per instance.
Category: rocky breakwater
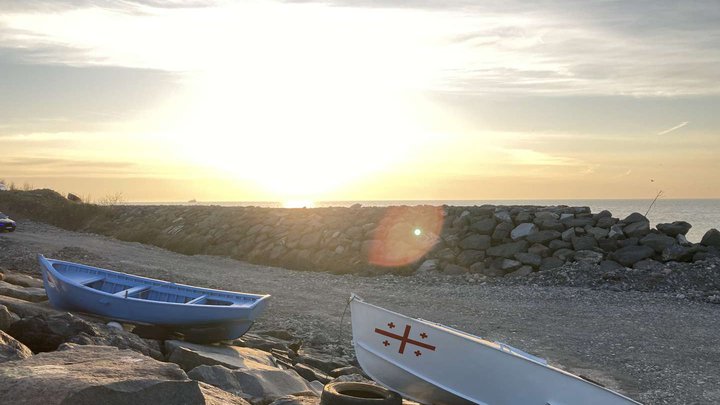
[0,267,388,405]
[97,204,719,279]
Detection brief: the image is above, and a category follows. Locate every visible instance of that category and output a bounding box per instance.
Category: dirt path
[2,220,718,404]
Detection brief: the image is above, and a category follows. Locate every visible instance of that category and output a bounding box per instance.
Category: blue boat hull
[39,255,270,341]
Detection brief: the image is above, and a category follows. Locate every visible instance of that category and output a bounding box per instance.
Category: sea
[129,199,720,243]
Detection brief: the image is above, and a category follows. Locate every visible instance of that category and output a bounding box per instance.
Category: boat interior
[50,261,252,306]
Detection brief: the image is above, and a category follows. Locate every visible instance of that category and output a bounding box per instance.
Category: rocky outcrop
[0,330,32,363]
[0,344,248,405]
[0,280,47,302]
[165,340,277,372]
[9,312,163,359]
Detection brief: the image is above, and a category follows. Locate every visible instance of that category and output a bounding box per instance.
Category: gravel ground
[1,219,719,404]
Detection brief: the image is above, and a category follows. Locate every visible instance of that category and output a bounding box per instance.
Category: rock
[415,259,439,274]
[0,271,44,288]
[500,259,522,272]
[540,257,564,271]
[67,192,83,202]
[548,239,571,251]
[701,229,720,248]
[622,212,648,224]
[535,211,559,221]
[234,333,297,353]
[0,280,47,302]
[487,241,528,258]
[0,330,32,363]
[0,294,61,318]
[269,395,320,405]
[574,250,604,265]
[295,348,348,373]
[459,234,491,250]
[640,233,676,253]
[201,381,253,404]
[617,237,639,248]
[491,221,514,240]
[434,248,456,262]
[676,234,692,246]
[539,219,565,232]
[553,248,575,261]
[494,211,512,223]
[515,211,532,223]
[505,265,533,277]
[514,252,542,268]
[586,226,609,239]
[657,221,692,236]
[623,220,651,238]
[470,218,497,235]
[634,259,664,271]
[662,244,693,262]
[293,363,331,384]
[0,304,20,331]
[188,364,318,404]
[330,374,372,384]
[612,245,655,266]
[597,238,618,252]
[567,217,595,227]
[596,216,617,229]
[561,228,576,242]
[8,312,162,360]
[329,365,363,378]
[443,264,468,275]
[600,260,624,271]
[608,225,624,239]
[526,230,561,244]
[456,250,485,267]
[469,262,486,273]
[0,344,243,405]
[572,235,598,251]
[510,223,538,240]
[527,243,551,257]
[166,340,276,372]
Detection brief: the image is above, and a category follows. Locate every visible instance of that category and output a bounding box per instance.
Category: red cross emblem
[375,323,436,356]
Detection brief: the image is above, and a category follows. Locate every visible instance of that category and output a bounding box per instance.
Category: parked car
[0,183,7,191]
[0,213,16,232]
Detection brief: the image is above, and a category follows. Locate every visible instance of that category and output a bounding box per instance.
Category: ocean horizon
[127,198,720,243]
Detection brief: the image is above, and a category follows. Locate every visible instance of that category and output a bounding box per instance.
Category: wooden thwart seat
[185,295,207,305]
[114,285,152,297]
[80,275,106,286]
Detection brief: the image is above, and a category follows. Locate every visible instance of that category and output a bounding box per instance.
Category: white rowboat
[350,295,641,405]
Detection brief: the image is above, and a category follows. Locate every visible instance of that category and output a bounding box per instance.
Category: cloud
[657,121,689,135]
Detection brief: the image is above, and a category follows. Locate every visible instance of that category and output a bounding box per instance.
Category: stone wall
[87,204,719,277]
[1,190,718,276]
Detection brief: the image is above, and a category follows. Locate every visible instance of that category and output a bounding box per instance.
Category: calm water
[130,199,720,243]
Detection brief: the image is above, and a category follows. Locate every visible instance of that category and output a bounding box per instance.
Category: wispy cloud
[658,121,689,135]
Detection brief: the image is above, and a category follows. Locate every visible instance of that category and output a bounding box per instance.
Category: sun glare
[283,200,315,209]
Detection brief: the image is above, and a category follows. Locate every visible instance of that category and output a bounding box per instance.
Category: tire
[320,382,402,405]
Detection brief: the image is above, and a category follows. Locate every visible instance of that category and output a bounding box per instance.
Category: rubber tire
[320,382,402,405]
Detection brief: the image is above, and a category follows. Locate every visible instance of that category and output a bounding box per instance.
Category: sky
[1,0,719,203]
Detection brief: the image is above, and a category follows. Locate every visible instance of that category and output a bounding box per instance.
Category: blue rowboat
[38,254,270,341]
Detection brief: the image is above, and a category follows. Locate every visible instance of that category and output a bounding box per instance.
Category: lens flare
[367,206,444,267]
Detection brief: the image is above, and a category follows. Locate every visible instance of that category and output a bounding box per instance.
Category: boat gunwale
[39,254,270,309]
[351,295,642,404]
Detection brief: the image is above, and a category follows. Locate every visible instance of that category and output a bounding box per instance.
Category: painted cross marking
[387,322,395,329]
[375,324,436,355]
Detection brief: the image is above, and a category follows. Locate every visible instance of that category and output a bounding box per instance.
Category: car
[0,212,16,232]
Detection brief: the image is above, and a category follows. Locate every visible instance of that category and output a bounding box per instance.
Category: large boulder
[573,250,604,265]
[0,344,249,405]
[571,236,597,251]
[510,223,538,240]
[458,234,491,250]
[470,218,497,235]
[623,220,650,238]
[701,229,720,249]
[456,250,485,267]
[188,364,319,404]
[0,280,47,302]
[640,233,676,253]
[514,252,542,268]
[0,330,32,363]
[657,221,692,237]
[8,312,162,360]
[612,245,655,266]
[0,304,20,331]
[0,271,44,288]
[166,340,277,372]
[487,241,528,258]
[0,294,62,318]
[526,230,561,245]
